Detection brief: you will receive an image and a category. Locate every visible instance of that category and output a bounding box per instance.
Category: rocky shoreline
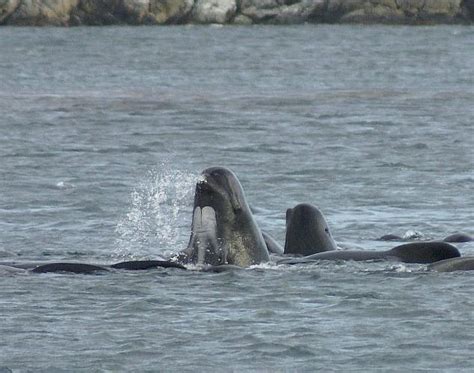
[0,0,473,26]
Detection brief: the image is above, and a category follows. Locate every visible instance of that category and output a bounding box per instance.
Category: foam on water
[55,180,75,189]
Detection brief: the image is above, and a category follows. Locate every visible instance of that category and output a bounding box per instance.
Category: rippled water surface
[0,25,473,372]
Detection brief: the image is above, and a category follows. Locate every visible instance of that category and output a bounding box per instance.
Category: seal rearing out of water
[4,167,269,273]
[284,203,338,256]
[178,167,269,267]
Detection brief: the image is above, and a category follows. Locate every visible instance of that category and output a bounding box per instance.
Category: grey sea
[0,25,473,372]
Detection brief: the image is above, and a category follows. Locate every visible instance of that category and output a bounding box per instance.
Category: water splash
[403,230,425,240]
[114,165,197,259]
[390,263,411,273]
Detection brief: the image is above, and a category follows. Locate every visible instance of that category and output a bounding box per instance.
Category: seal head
[284,203,337,256]
[181,167,269,267]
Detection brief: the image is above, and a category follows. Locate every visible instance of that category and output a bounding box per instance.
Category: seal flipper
[262,231,284,255]
[31,263,108,274]
[186,205,226,265]
[174,206,219,265]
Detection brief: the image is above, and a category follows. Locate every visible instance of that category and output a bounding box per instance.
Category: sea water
[0,25,473,372]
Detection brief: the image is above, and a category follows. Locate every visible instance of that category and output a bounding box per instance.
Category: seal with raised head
[284,203,337,256]
[178,167,269,267]
[279,241,461,265]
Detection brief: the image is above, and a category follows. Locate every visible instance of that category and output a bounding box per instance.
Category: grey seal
[1,260,186,274]
[279,241,461,265]
[428,257,474,272]
[177,167,269,267]
[442,233,473,243]
[284,203,337,256]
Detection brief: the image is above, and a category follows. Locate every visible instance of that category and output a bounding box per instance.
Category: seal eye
[325,228,330,234]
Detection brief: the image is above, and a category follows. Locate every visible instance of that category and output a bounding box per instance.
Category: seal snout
[194,173,216,208]
[197,173,208,184]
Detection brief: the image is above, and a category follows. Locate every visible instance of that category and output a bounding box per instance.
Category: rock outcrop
[240,0,326,24]
[124,0,194,24]
[192,0,237,24]
[0,0,20,23]
[6,0,79,25]
[0,0,472,25]
[69,0,122,25]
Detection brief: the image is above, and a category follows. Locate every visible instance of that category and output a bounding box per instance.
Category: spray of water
[114,166,197,259]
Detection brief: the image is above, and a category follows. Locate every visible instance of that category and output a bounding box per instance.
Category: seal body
[442,233,473,243]
[387,242,461,264]
[0,260,186,274]
[31,263,108,274]
[428,257,474,272]
[278,241,460,265]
